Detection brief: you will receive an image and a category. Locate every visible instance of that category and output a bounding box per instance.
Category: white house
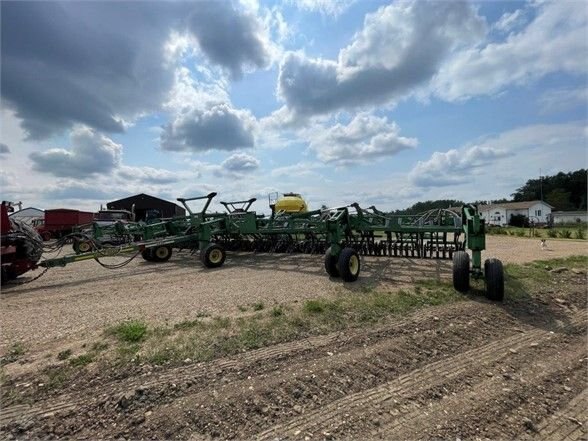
[551,210,588,225]
[8,207,44,225]
[478,200,553,226]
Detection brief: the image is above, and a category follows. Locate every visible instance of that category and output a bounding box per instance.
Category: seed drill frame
[37,193,504,300]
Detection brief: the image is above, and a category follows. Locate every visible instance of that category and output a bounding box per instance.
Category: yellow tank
[274,193,308,213]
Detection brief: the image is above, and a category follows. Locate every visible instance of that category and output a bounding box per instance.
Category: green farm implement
[27,193,503,300]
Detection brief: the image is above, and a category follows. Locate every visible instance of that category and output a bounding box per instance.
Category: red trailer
[35,209,95,241]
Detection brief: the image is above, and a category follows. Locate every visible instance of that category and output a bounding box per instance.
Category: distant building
[550,210,588,225]
[8,207,44,225]
[478,200,553,226]
[106,193,185,221]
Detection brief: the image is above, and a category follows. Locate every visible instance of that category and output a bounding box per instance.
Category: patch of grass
[0,343,26,366]
[237,305,248,312]
[91,341,109,352]
[108,320,148,343]
[575,228,585,240]
[558,229,572,239]
[271,305,284,317]
[174,319,202,330]
[69,353,94,367]
[547,229,558,238]
[57,349,72,360]
[252,301,265,311]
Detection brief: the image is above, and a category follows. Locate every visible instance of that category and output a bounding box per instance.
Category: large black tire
[151,245,173,263]
[485,258,504,301]
[200,243,226,268]
[452,251,470,292]
[141,249,155,262]
[337,247,360,282]
[324,247,340,278]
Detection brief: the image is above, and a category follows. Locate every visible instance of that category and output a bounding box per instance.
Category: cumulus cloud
[29,127,122,178]
[305,113,417,165]
[187,1,272,79]
[0,143,10,154]
[409,146,511,187]
[221,152,260,172]
[408,122,587,188]
[276,1,484,119]
[43,183,113,201]
[433,2,588,101]
[161,103,256,152]
[1,1,275,139]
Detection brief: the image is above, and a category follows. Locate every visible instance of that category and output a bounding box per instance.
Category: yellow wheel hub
[349,255,359,275]
[209,249,223,263]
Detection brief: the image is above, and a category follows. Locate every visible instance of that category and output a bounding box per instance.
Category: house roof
[479,200,553,212]
[8,207,44,215]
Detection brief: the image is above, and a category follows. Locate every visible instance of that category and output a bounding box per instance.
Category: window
[536,209,542,217]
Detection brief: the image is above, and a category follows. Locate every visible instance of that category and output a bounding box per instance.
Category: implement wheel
[324,247,340,278]
[484,258,504,301]
[141,249,155,262]
[337,247,360,282]
[201,243,226,268]
[151,245,173,263]
[452,251,470,293]
[77,240,93,254]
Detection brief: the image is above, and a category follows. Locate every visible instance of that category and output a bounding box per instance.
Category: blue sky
[1,0,586,213]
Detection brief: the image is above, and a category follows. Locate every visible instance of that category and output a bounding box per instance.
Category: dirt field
[0,235,587,439]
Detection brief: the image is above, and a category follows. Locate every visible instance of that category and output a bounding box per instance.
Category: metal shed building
[106,193,186,221]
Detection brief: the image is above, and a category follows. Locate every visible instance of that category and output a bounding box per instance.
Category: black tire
[337,247,360,282]
[485,258,504,301]
[141,249,155,262]
[324,247,340,277]
[200,243,226,268]
[151,245,173,262]
[452,251,470,292]
[77,240,93,254]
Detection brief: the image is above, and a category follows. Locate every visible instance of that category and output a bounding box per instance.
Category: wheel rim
[155,247,169,259]
[209,249,223,264]
[349,254,359,275]
[78,242,91,253]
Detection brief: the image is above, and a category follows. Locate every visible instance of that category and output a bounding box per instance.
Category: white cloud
[537,87,588,115]
[286,0,355,17]
[29,127,122,178]
[221,152,260,172]
[492,8,527,34]
[305,113,417,165]
[409,145,511,187]
[409,122,587,188]
[161,103,256,152]
[433,2,588,101]
[117,166,183,184]
[276,1,485,120]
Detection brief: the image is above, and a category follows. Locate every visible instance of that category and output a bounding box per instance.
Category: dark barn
[107,193,186,221]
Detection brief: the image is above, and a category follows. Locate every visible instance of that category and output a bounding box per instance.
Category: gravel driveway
[1,236,586,352]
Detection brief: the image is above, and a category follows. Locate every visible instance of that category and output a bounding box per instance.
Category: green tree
[545,188,574,211]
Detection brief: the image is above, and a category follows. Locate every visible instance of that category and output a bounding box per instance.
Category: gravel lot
[1,235,586,352]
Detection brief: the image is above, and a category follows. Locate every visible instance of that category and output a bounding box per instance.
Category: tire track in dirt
[2,300,585,439]
[531,388,588,441]
[256,312,586,440]
[0,300,509,426]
